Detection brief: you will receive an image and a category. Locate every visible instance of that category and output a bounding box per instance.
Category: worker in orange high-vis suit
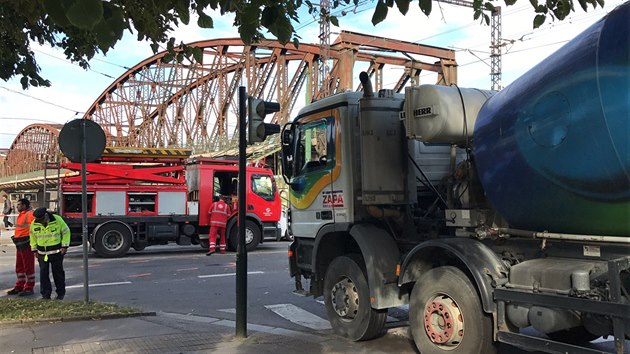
[6,198,36,296]
[207,195,231,255]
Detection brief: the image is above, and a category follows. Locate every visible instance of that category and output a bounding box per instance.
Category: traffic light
[248,97,281,144]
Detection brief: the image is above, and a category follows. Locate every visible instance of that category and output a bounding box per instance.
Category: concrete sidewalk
[0,311,411,354]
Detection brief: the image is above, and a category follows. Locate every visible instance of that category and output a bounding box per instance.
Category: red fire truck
[58,147,282,258]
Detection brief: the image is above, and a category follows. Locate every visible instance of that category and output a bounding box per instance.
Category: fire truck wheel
[409,266,496,354]
[199,239,209,250]
[323,254,387,341]
[93,223,132,258]
[228,220,261,252]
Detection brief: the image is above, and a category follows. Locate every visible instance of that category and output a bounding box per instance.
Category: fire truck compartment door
[95,191,126,215]
[158,192,186,215]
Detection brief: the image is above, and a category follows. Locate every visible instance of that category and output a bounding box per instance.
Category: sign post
[58,119,105,303]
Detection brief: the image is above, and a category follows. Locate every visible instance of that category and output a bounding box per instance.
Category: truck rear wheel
[228,220,261,252]
[94,223,132,258]
[323,255,387,341]
[409,266,496,354]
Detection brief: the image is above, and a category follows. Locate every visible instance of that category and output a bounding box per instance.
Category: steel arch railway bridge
[0,31,457,191]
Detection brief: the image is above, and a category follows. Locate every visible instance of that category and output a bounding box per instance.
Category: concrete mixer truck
[280,2,630,353]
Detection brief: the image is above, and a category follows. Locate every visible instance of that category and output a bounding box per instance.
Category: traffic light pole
[236,86,248,338]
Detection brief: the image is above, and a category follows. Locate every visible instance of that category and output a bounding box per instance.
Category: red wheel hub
[423,296,464,347]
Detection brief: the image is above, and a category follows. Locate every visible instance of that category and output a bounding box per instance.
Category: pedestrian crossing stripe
[265,304,332,330]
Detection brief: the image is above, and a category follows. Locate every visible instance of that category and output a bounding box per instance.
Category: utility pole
[437,0,502,90]
[319,0,331,97]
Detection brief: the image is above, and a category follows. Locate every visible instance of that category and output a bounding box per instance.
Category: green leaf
[395,0,410,15]
[533,14,546,28]
[261,6,280,27]
[505,0,517,5]
[43,0,71,26]
[66,0,104,30]
[372,0,388,25]
[197,10,214,28]
[329,15,339,27]
[20,77,28,90]
[292,38,300,49]
[192,47,203,63]
[175,0,190,25]
[577,0,587,11]
[150,43,159,53]
[419,0,432,16]
[163,53,174,62]
[241,4,260,25]
[93,19,118,51]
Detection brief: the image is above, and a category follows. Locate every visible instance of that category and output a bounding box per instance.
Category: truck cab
[187,158,282,251]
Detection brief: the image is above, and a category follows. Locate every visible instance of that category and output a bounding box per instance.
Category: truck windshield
[251,174,275,201]
[295,118,331,175]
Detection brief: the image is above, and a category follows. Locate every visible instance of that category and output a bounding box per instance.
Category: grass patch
[0,297,141,321]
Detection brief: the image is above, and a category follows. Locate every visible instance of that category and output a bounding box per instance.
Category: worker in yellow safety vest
[30,207,70,300]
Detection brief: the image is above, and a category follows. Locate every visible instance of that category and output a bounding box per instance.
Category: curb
[0,311,156,326]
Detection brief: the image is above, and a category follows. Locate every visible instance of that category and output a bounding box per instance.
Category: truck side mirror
[281,123,295,182]
[290,176,306,193]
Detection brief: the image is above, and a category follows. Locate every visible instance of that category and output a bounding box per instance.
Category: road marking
[66,281,132,289]
[177,267,199,272]
[198,271,264,278]
[265,303,332,330]
[128,273,152,278]
[128,260,151,264]
[218,308,236,314]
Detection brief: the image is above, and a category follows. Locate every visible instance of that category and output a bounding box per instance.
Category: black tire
[548,326,600,344]
[199,239,209,250]
[323,255,387,341]
[409,266,496,354]
[132,242,146,252]
[228,220,261,252]
[93,223,132,258]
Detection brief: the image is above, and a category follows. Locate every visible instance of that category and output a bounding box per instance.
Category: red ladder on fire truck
[61,147,192,185]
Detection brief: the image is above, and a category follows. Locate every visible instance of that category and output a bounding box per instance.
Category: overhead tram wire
[0,86,82,114]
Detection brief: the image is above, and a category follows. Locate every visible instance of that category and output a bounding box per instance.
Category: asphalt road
[0,237,625,353]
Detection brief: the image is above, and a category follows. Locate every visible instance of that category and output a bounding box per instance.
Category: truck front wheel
[409,266,496,354]
[323,255,387,341]
[94,223,132,258]
[228,220,261,252]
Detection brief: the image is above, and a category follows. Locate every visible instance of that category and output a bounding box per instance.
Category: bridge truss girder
[2,31,456,181]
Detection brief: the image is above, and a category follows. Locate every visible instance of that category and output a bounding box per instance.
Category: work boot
[18,290,34,297]
[55,294,65,300]
[206,250,216,256]
[6,288,21,295]
[41,295,51,300]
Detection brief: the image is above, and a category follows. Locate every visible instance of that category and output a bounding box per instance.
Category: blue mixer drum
[473,2,630,236]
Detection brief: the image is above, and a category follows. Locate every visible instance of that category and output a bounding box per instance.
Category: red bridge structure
[0,31,457,193]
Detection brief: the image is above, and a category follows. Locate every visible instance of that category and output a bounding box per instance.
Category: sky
[0,0,627,149]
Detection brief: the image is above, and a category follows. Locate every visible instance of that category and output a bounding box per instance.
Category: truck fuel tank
[473,2,630,236]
